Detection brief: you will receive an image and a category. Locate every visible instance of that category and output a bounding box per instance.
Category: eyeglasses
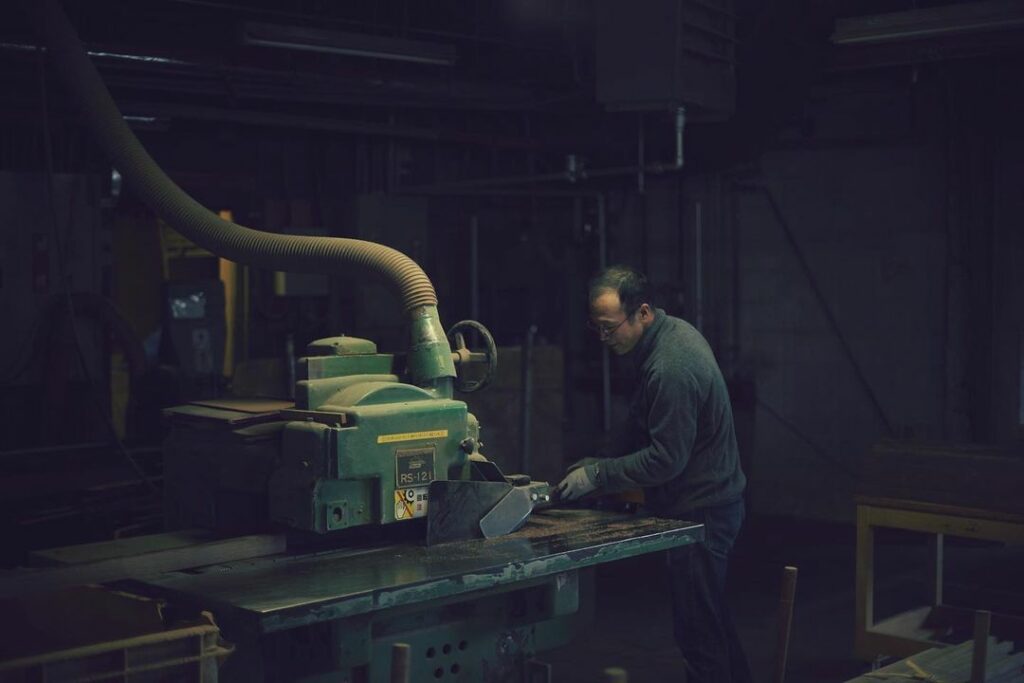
[586,311,634,339]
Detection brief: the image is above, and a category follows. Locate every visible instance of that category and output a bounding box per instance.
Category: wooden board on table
[859,440,1024,515]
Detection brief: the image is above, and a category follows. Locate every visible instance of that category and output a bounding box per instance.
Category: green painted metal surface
[138,510,702,682]
[270,329,470,534]
[270,397,469,532]
[306,337,378,356]
[299,354,394,382]
[407,305,457,392]
[364,578,577,683]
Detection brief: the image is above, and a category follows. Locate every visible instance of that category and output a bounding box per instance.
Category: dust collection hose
[24,0,456,387]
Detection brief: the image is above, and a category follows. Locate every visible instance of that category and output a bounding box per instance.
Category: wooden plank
[28,529,217,566]
[849,639,958,681]
[988,651,1024,682]
[875,604,1024,640]
[861,604,1024,661]
[163,399,289,429]
[855,496,1024,525]
[845,638,1024,682]
[870,605,938,639]
[860,505,1024,544]
[858,628,938,661]
[858,440,1024,515]
[190,398,294,414]
[0,533,286,598]
[774,566,798,683]
[855,505,875,659]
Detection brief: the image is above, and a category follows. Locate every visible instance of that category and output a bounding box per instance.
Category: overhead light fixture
[240,21,457,66]
[832,0,1024,45]
[0,41,191,66]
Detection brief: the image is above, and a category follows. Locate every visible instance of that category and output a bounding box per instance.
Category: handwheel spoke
[446,320,498,393]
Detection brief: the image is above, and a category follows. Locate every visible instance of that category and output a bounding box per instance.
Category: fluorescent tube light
[832,0,1024,45]
[241,21,457,66]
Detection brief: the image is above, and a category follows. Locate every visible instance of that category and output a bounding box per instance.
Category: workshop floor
[544,513,1024,683]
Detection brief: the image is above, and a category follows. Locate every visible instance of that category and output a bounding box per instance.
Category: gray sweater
[594,309,746,516]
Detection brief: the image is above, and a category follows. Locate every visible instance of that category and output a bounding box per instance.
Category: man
[557,265,751,683]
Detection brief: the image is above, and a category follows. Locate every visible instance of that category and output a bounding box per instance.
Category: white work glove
[556,462,599,501]
[566,456,601,473]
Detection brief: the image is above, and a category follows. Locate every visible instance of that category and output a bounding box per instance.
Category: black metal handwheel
[447,320,498,393]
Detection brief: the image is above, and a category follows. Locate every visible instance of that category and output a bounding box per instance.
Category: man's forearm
[598,443,688,490]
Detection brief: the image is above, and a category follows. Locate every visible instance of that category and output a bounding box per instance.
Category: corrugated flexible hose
[25,0,438,314]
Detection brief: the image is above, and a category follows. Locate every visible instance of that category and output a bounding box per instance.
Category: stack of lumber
[845,637,1024,682]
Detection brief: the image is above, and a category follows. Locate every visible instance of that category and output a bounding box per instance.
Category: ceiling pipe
[831,0,1024,45]
[397,106,687,193]
[119,102,545,150]
[168,0,568,56]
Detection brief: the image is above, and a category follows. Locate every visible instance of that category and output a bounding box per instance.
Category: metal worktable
[136,508,703,682]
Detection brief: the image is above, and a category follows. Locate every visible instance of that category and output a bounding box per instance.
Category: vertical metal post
[695,201,703,331]
[285,333,295,399]
[1018,330,1024,427]
[386,111,397,192]
[637,113,645,195]
[470,214,479,323]
[970,610,990,683]
[774,566,798,683]
[597,194,611,432]
[241,265,250,362]
[675,106,686,168]
[521,324,537,474]
[929,533,944,607]
[730,182,741,365]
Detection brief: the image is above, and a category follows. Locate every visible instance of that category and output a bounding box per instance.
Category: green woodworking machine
[161,322,552,544]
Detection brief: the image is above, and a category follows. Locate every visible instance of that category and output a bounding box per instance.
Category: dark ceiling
[3,0,1024,173]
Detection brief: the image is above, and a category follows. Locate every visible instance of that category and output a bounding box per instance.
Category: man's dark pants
[667,497,752,683]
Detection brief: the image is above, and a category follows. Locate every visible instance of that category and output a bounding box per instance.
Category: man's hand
[556,463,598,501]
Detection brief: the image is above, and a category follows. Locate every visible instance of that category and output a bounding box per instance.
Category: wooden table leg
[929,532,944,607]
[970,610,991,683]
[856,505,875,660]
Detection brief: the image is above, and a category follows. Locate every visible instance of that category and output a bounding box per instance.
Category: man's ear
[638,303,653,321]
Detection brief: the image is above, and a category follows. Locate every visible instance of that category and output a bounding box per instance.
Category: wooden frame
[854,496,1024,661]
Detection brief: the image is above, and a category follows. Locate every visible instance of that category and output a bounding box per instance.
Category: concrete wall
[734,144,947,520]
[992,141,1024,444]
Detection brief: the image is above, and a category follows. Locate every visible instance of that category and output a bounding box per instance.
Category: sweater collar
[630,307,666,366]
